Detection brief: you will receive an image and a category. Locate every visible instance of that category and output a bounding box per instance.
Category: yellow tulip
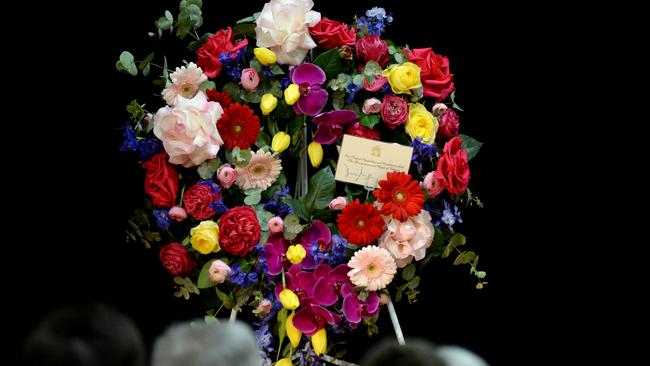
[382,62,422,94]
[286,244,306,264]
[254,47,277,65]
[284,84,300,105]
[189,220,220,255]
[261,93,278,115]
[279,289,300,310]
[274,358,293,366]
[286,313,302,348]
[311,328,327,356]
[308,141,323,168]
[271,131,291,153]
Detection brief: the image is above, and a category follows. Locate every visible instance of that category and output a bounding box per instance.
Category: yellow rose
[190,220,220,255]
[279,288,300,310]
[311,328,327,356]
[308,141,323,168]
[286,313,302,348]
[284,83,300,105]
[405,103,439,144]
[271,131,291,153]
[261,93,278,115]
[286,244,306,264]
[382,62,422,94]
[254,47,277,65]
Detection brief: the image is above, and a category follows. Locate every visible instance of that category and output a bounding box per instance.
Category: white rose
[378,210,435,268]
[255,0,321,65]
[153,91,223,167]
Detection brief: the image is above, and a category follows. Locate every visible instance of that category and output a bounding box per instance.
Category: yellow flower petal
[274,358,293,366]
[286,313,302,348]
[311,328,327,356]
[279,289,300,310]
[284,84,300,105]
[189,220,220,255]
[286,244,306,264]
[261,93,278,115]
[254,47,277,66]
[272,132,291,153]
[308,141,323,168]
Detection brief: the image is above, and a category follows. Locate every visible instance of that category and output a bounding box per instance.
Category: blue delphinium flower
[138,139,163,161]
[357,7,394,36]
[441,200,463,229]
[195,180,228,214]
[346,83,360,103]
[264,188,293,218]
[219,49,246,81]
[410,138,437,163]
[280,77,291,89]
[229,264,247,286]
[152,209,170,230]
[119,123,138,152]
[311,234,348,266]
[254,322,274,353]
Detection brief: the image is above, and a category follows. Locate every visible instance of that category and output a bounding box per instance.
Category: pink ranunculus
[268,216,284,234]
[328,196,347,210]
[153,91,224,168]
[208,260,231,283]
[168,206,188,222]
[362,98,382,114]
[240,68,260,90]
[422,171,444,198]
[217,164,237,188]
[378,210,435,268]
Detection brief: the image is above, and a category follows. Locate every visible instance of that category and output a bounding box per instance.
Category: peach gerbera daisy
[162,62,208,105]
[235,150,282,190]
[347,246,397,291]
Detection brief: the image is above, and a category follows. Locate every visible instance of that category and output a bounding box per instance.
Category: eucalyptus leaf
[313,48,342,79]
[165,10,173,21]
[233,23,256,38]
[200,80,216,91]
[197,259,218,289]
[442,233,466,258]
[402,264,416,281]
[476,271,486,279]
[407,276,420,290]
[139,52,155,70]
[394,53,406,64]
[459,134,483,161]
[244,193,262,205]
[197,158,221,179]
[142,64,150,77]
[453,251,476,265]
[333,90,345,110]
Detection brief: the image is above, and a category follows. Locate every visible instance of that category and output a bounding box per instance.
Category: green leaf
[119,51,135,65]
[332,90,345,110]
[274,100,293,119]
[249,58,262,72]
[244,193,261,205]
[363,61,382,82]
[388,45,397,55]
[269,64,285,75]
[236,12,260,24]
[116,51,138,76]
[240,89,262,103]
[450,91,464,111]
[200,80,216,91]
[402,264,416,281]
[302,167,336,212]
[215,287,235,308]
[430,227,445,256]
[285,198,310,222]
[476,271,487,279]
[197,158,221,179]
[359,114,381,129]
[313,48,342,80]
[188,32,211,51]
[142,64,150,77]
[453,251,476,265]
[470,255,479,274]
[459,134,483,161]
[277,308,288,354]
[256,130,271,148]
[138,52,155,70]
[442,233,466,258]
[407,276,420,290]
[156,16,173,31]
[197,259,218,289]
[233,23,256,38]
[222,83,241,102]
[283,214,304,234]
[165,10,173,21]
[394,53,406,64]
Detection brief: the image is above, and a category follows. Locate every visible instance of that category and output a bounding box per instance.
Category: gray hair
[152,320,261,366]
[435,345,488,366]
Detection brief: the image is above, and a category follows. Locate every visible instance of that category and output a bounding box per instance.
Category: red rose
[434,137,470,197]
[159,242,196,276]
[196,27,248,78]
[380,95,408,129]
[206,89,232,109]
[346,122,380,141]
[183,182,222,221]
[356,35,390,67]
[309,17,356,49]
[437,109,460,141]
[404,47,455,102]
[219,206,261,256]
[142,153,179,208]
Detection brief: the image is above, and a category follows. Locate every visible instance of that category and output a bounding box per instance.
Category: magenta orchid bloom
[313,264,352,306]
[297,220,332,269]
[312,110,358,144]
[274,264,316,301]
[290,63,328,116]
[261,234,290,276]
[341,284,380,324]
[292,297,342,336]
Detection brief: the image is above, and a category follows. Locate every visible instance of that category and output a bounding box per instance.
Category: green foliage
[126,100,146,122]
[174,277,200,300]
[442,233,466,258]
[459,134,483,161]
[249,58,263,72]
[359,114,381,129]
[453,251,476,265]
[332,90,345,110]
[269,64,285,75]
[313,48,342,80]
[188,32,211,51]
[283,214,305,240]
[197,158,221,179]
[177,0,203,39]
[197,259,218,289]
[222,82,242,102]
[302,167,336,212]
[363,61,382,83]
[256,130,272,149]
[200,80,215,91]
[233,23,256,38]
[215,287,235,308]
[285,198,310,222]
[450,91,464,111]
[236,12,260,24]
[244,188,262,205]
[402,264,416,281]
[241,89,263,103]
[277,308,288,358]
[116,51,138,76]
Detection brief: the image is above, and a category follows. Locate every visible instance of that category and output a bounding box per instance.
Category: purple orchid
[341,284,380,324]
[261,234,289,276]
[292,297,342,336]
[290,63,328,116]
[274,264,316,301]
[312,110,359,144]
[298,220,332,269]
[313,264,352,306]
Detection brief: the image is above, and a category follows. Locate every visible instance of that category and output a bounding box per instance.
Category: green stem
[178,185,186,206]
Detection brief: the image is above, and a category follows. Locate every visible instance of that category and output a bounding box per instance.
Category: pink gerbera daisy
[235,150,282,190]
[347,246,397,291]
[161,62,207,105]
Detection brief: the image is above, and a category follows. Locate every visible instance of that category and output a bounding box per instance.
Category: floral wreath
[118,1,486,364]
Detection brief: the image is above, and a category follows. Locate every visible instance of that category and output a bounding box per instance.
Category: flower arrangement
[118,1,486,364]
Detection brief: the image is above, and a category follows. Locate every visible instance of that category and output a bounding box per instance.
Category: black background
[15,0,537,364]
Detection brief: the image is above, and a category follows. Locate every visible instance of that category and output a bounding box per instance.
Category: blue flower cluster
[356,7,393,36]
[294,344,324,366]
[264,187,293,218]
[254,322,274,353]
[426,200,463,230]
[152,209,170,230]
[346,83,361,103]
[311,234,348,266]
[229,264,258,287]
[196,180,228,214]
[219,48,247,82]
[440,200,463,229]
[410,138,437,164]
[119,122,162,161]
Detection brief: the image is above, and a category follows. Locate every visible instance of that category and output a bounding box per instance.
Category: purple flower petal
[312,110,358,126]
[290,63,326,86]
[343,294,362,323]
[311,305,336,325]
[303,220,332,250]
[341,283,355,298]
[293,307,318,335]
[313,124,340,145]
[296,271,316,298]
[314,264,333,278]
[364,292,380,314]
[331,264,352,282]
[314,277,338,306]
[296,86,328,116]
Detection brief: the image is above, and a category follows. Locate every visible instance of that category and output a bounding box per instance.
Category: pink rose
[437,109,460,141]
[422,171,444,198]
[356,35,390,67]
[379,210,435,268]
[346,122,380,141]
[240,68,260,90]
[218,164,237,188]
[362,98,382,114]
[268,216,284,234]
[208,260,231,283]
[431,103,448,117]
[380,95,408,129]
[168,206,188,222]
[153,91,224,167]
[256,299,273,315]
[329,196,347,210]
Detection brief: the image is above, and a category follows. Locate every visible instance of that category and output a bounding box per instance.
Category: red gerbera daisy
[373,172,425,222]
[206,89,233,109]
[217,103,260,150]
[336,199,385,246]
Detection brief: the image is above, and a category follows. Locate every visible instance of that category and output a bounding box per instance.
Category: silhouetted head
[361,338,446,366]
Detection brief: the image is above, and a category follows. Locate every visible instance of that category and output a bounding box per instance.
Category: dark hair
[361,338,446,366]
[22,302,145,366]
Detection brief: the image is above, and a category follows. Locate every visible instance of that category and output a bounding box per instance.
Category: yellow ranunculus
[261,93,278,115]
[286,313,302,348]
[405,103,439,144]
[286,244,306,264]
[254,47,277,65]
[190,221,220,255]
[284,83,300,105]
[382,62,422,94]
[271,131,291,153]
[311,328,327,356]
[279,289,300,310]
[308,141,323,168]
[275,358,293,366]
